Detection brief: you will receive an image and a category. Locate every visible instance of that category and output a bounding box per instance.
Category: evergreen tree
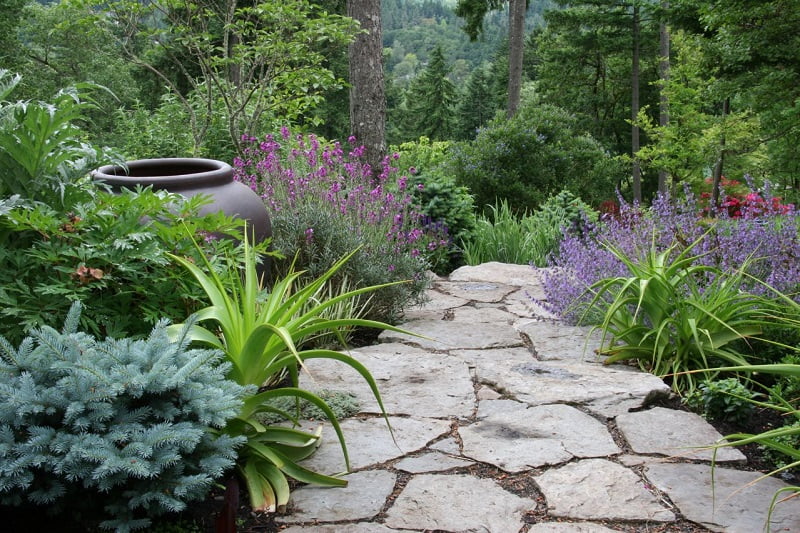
[400,45,458,141]
[669,0,800,196]
[455,64,497,139]
[455,0,528,117]
[533,0,661,199]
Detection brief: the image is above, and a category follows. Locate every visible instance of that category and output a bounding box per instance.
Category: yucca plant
[580,231,765,393]
[169,230,412,513]
[697,285,800,530]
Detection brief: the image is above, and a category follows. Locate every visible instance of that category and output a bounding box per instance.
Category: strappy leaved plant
[580,231,765,393]
[169,231,412,513]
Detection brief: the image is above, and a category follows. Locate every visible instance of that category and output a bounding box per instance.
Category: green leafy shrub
[108,86,245,162]
[447,101,624,214]
[0,189,242,343]
[0,303,246,532]
[392,137,476,273]
[394,136,452,175]
[108,96,195,160]
[0,71,244,343]
[532,189,598,240]
[684,377,755,424]
[0,69,120,209]
[409,169,476,273]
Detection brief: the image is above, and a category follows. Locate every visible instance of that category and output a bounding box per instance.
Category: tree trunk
[507,0,526,118]
[658,1,670,193]
[711,97,731,214]
[631,4,641,202]
[347,0,387,175]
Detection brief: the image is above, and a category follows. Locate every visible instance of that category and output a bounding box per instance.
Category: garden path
[276,263,800,533]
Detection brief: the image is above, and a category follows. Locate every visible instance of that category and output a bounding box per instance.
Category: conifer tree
[400,45,457,141]
[455,64,497,139]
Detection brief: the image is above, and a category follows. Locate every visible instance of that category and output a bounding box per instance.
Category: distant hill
[383,0,553,85]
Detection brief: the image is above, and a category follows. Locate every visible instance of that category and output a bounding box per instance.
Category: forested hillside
[382,0,551,85]
[2,0,799,207]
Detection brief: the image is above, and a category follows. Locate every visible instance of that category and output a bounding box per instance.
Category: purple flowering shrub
[543,183,800,324]
[233,128,449,323]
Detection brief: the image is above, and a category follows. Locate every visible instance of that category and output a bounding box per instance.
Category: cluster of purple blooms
[232,128,448,264]
[543,183,800,323]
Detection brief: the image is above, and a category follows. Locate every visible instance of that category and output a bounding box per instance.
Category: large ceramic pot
[92,158,271,246]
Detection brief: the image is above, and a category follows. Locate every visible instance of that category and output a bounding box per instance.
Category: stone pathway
[275,263,800,533]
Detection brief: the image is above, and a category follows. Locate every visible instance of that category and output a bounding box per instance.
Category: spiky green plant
[169,230,412,513]
[581,231,765,393]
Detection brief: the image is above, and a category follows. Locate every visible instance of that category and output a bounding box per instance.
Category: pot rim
[92,158,233,188]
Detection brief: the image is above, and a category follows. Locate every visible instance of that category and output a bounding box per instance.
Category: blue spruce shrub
[0,303,248,532]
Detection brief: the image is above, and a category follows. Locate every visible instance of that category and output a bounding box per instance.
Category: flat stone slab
[299,416,452,473]
[616,407,746,462]
[380,318,525,350]
[406,288,469,312]
[528,523,623,533]
[504,288,557,318]
[645,462,800,532]
[449,262,546,287]
[277,470,396,524]
[384,473,534,531]
[535,459,675,522]
[460,400,620,471]
[516,320,603,362]
[461,348,669,418]
[450,305,519,324]
[429,437,460,455]
[280,526,407,533]
[394,451,474,473]
[434,281,518,303]
[300,343,474,419]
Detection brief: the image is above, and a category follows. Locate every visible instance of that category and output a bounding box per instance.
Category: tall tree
[507,0,526,116]
[400,45,457,140]
[657,0,670,193]
[347,0,386,173]
[631,2,641,201]
[455,63,498,139]
[671,0,800,194]
[534,0,661,197]
[455,0,529,117]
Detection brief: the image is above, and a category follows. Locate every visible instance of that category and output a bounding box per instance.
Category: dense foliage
[0,71,243,343]
[462,191,597,267]
[0,305,246,532]
[448,101,624,213]
[0,189,241,343]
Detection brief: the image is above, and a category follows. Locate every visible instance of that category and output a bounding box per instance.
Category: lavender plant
[543,184,800,324]
[234,128,449,323]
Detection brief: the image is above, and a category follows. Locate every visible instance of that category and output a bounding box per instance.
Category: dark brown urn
[92,158,271,246]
